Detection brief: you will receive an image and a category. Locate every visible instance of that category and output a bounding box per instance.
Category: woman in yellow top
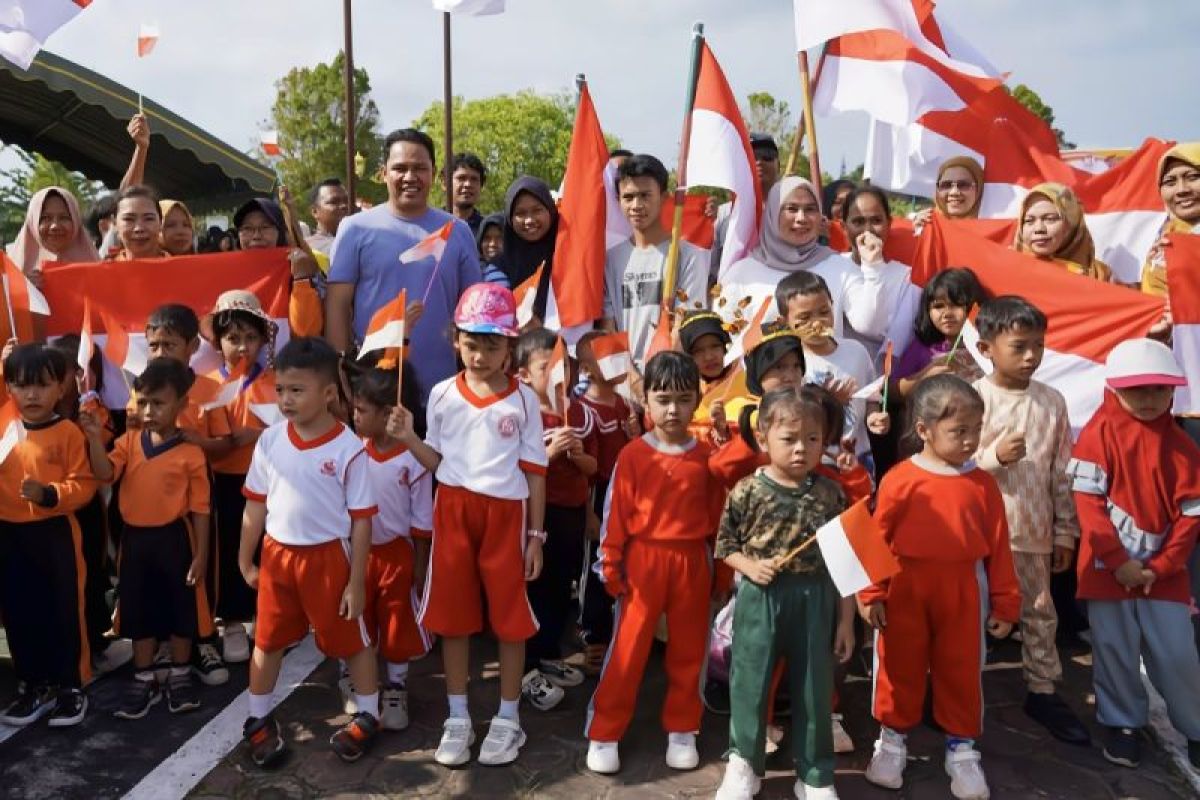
[1142,142,1200,297]
[1013,182,1112,282]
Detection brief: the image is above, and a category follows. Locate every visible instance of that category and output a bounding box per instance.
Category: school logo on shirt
[497,414,519,438]
[320,459,337,477]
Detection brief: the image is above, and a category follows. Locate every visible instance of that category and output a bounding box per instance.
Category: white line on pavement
[1142,665,1200,795]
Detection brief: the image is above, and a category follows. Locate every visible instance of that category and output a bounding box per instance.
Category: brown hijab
[934,156,984,219]
[1013,182,1111,281]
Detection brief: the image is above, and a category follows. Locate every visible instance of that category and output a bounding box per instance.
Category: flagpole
[1,276,18,344]
[442,12,454,212]
[797,49,823,197]
[342,0,358,210]
[784,113,804,176]
[662,21,705,308]
[396,289,407,407]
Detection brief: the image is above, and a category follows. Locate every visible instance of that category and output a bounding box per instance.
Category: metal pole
[442,12,453,212]
[343,0,357,209]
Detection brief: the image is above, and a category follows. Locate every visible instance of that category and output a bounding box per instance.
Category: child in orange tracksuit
[859,374,1020,800]
[585,351,724,775]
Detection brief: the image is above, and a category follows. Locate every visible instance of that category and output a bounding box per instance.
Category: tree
[741,92,795,150]
[268,51,386,215]
[413,91,620,213]
[0,147,104,245]
[1008,84,1075,150]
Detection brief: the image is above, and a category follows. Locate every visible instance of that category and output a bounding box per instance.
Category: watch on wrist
[527,529,547,543]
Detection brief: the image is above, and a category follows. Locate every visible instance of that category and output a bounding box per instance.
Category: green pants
[728,571,835,786]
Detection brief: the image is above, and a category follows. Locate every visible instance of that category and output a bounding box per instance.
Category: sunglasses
[936,180,977,193]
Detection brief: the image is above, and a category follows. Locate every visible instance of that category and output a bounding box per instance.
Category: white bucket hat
[1104,338,1187,389]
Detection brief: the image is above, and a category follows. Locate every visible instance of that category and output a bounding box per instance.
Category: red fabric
[709,432,767,491]
[828,219,851,253]
[365,536,430,663]
[1073,391,1200,603]
[816,463,873,505]
[542,403,599,508]
[660,195,716,250]
[579,395,633,480]
[1167,233,1200,323]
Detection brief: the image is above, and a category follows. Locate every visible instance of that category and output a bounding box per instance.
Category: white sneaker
[477,716,526,766]
[715,752,761,799]
[587,740,620,774]
[93,639,133,674]
[665,731,699,770]
[945,743,990,800]
[831,713,854,754]
[795,782,839,799]
[521,669,565,711]
[379,684,408,731]
[223,623,250,663]
[434,717,475,766]
[864,735,907,789]
[338,673,357,715]
[765,722,785,755]
[538,658,585,688]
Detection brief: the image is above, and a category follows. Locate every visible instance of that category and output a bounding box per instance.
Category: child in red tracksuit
[585,351,724,775]
[859,374,1020,800]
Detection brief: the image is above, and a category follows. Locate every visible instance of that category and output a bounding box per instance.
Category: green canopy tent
[0,50,275,210]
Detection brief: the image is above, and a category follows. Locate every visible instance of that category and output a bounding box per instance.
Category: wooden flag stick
[662,22,706,306]
[777,534,819,568]
[2,275,19,345]
[797,49,823,197]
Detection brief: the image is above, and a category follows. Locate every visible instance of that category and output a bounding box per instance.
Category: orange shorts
[418,485,538,642]
[255,536,373,658]
[365,536,432,663]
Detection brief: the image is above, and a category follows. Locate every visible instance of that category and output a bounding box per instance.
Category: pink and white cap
[454,282,519,338]
[1104,338,1187,389]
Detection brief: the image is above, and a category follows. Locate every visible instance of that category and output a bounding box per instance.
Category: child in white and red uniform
[859,374,1020,800]
[1068,339,1200,771]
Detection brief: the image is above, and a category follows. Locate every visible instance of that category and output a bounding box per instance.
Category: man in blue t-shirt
[326,129,482,401]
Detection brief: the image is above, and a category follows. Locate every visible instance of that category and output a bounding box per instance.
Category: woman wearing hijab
[914,156,986,228]
[159,200,197,256]
[718,176,890,341]
[486,177,557,319]
[1013,183,1112,282]
[476,212,506,283]
[8,186,100,286]
[232,197,323,336]
[1142,143,1200,297]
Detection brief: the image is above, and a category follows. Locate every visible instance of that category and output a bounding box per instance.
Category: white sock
[668,731,695,746]
[448,693,469,720]
[355,691,379,719]
[248,691,272,720]
[386,662,409,687]
[497,697,520,723]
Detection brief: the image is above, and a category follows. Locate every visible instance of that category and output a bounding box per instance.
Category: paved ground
[2,633,1196,799]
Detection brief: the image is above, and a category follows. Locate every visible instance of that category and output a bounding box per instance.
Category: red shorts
[419,485,538,642]
[255,536,373,658]
[365,536,432,663]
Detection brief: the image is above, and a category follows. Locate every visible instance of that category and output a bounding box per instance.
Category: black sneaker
[1024,692,1091,745]
[0,683,57,726]
[1188,739,1199,771]
[1102,726,1141,768]
[192,642,230,687]
[244,714,286,768]
[114,675,161,720]
[47,688,88,728]
[166,669,201,714]
[329,712,379,763]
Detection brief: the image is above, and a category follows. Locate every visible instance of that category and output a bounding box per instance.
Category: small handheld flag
[260,131,282,158]
[547,335,570,416]
[359,290,408,358]
[513,262,545,328]
[136,24,159,57]
[589,331,631,382]
[0,399,25,465]
[944,304,980,365]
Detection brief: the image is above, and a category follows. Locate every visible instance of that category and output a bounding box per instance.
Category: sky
[15,0,1200,189]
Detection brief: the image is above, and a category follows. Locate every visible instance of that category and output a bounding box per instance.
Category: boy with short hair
[973,296,1089,745]
[585,351,724,775]
[0,344,96,728]
[82,358,213,719]
[238,337,380,766]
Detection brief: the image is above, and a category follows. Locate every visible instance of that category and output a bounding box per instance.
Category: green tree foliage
[413,90,620,213]
[268,51,386,215]
[1008,84,1075,150]
[742,91,796,148]
[0,148,103,245]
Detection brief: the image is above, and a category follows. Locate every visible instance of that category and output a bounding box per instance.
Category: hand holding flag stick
[943,304,979,366]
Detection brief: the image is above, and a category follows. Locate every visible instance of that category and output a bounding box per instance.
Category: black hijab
[492,177,557,317]
[232,197,288,248]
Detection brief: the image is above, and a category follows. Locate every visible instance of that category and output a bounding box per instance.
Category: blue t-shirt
[329,205,482,400]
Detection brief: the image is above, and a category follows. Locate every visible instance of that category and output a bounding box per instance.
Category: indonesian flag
[1166,233,1200,415]
[77,297,95,371]
[643,307,674,364]
[590,331,631,382]
[359,290,407,358]
[399,221,452,264]
[513,262,543,328]
[96,305,149,378]
[432,0,504,15]
[136,22,158,57]
[817,498,900,597]
[1,252,48,342]
[260,131,281,158]
[685,41,762,279]
[725,296,774,367]
[544,82,608,336]
[547,335,570,416]
[250,401,284,427]
[913,215,1164,431]
[0,0,91,71]
[42,250,293,408]
[0,398,24,464]
[199,361,249,412]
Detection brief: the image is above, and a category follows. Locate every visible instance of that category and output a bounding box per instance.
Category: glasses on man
[936,179,977,193]
[238,225,275,237]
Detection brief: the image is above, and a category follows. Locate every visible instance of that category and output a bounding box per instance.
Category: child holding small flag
[860,374,1020,800]
[679,311,747,446]
[891,268,987,399]
[714,388,852,800]
[971,297,1089,745]
[515,328,597,710]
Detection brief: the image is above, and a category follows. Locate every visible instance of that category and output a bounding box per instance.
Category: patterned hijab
[933,156,984,219]
[750,176,833,272]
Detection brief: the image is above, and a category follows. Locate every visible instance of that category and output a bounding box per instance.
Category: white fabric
[815,514,873,598]
[815,55,973,127]
[432,0,504,15]
[0,0,85,70]
[364,444,433,545]
[864,117,983,197]
[804,338,877,456]
[844,258,920,363]
[244,422,375,546]
[425,376,547,499]
[1175,323,1200,415]
[688,108,758,278]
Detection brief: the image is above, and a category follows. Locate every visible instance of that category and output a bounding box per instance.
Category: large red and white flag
[2,251,49,342]
[0,0,91,70]
[96,305,149,378]
[432,0,504,15]
[0,397,24,464]
[136,22,158,57]
[545,83,609,337]
[1166,233,1200,415]
[686,41,762,279]
[913,216,1165,431]
[816,497,900,597]
[589,331,631,382]
[359,290,407,357]
[399,221,452,264]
